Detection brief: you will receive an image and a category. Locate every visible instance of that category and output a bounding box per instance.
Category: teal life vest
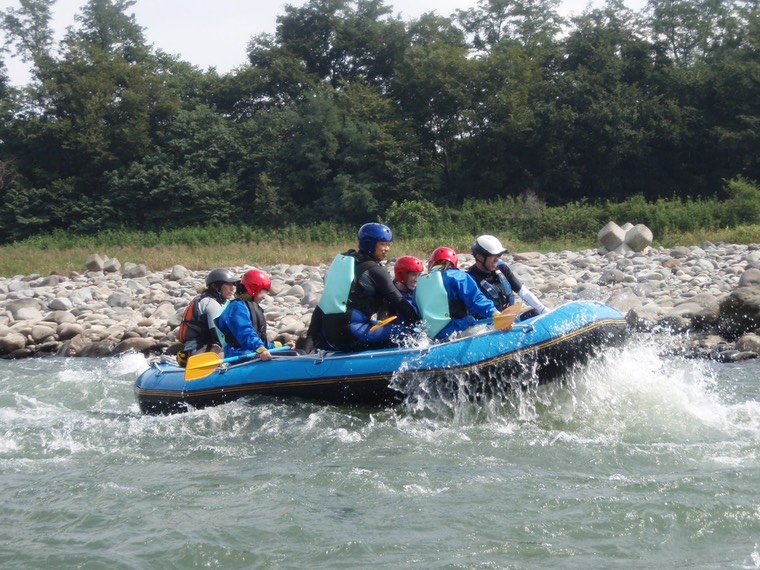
[415,269,451,338]
[318,254,356,315]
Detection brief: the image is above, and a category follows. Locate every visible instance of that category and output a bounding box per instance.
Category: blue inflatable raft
[134,301,628,414]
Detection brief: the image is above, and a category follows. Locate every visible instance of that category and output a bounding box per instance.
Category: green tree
[271,82,415,224]
[646,0,742,65]
[0,0,180,239]
[537,2,678,201]
[273,0,405,88]
[0,0,55,81]
[107,105,243,229]
[456,0,564,51]
[392,13,475,191]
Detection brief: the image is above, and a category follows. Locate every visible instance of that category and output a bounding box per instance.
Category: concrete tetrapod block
[597,221,625,251]
[625,224,653,252]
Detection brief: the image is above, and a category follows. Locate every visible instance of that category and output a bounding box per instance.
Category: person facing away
[466,234,547,319]
[423,246,499,340]
[311,222,420,352]
[379,256,424,325]
[177,267,238,366]
[215,269,295,361]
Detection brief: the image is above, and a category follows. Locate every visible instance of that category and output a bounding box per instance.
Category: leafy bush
[384,199,444,239]
[722,176,760,226]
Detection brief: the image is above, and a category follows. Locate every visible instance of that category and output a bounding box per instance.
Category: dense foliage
[1,0,759,244]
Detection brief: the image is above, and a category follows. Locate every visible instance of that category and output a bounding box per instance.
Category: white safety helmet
[472,235,507,258]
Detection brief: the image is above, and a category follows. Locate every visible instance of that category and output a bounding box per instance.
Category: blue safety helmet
[358,223,393,255]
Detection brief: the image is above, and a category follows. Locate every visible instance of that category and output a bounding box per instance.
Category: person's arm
[227,302,267,353]
[518,286,547,314]
[369,265,420,323]
[498,262,547,313]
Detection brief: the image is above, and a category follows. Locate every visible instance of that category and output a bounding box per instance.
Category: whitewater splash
[390,331,760,441]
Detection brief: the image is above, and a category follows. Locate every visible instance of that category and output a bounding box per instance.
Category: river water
[1,333,760,569]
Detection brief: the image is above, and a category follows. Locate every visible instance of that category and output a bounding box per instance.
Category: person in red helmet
[216,269,295,361]
[378,256,424,325]
[394,256,424,301]
[416,246,499,340]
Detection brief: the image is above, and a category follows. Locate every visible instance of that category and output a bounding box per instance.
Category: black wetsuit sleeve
[499,263,524,292]
[368,264,420,324]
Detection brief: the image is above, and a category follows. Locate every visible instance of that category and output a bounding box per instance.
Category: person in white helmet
[467,235,548,319]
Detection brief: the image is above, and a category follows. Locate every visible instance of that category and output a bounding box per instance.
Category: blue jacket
[436,268,497,340]
[441,268,497,318]
[216,299,275,358]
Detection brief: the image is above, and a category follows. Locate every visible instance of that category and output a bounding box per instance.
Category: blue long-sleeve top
[441,268,498,319]
[216,299,275,358]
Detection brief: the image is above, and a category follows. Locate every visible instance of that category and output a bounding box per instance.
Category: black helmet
[472,235,507,259]
[205,268,237,287]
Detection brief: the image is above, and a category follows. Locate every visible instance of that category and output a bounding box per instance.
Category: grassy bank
[1,225,758,278]
[3,184,760,277]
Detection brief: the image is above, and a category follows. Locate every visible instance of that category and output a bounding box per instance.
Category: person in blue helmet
[467,234,547,319]
[420,246,500,341]
[306,223,420,352]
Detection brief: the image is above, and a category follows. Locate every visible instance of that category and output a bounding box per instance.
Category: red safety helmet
[240,269,271,297]
[428,247,458,271]
[394,256,424,285]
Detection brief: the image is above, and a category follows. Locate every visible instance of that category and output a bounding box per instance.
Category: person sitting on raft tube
[378,256,424,325]
[176,267,238,366]
[216,269,295,361]
[312,223,420,352]
[423,246,500,340]
[467,234,547,319]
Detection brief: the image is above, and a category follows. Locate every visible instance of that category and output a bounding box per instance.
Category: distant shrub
[722,176,760,226]
[385,199,444,239]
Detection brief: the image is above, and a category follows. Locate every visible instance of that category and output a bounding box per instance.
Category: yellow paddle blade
[184,352,224,381]
[370,315,397,332]
[493,303,523,330]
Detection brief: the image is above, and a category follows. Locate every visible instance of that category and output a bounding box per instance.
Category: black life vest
[222,300,268,348]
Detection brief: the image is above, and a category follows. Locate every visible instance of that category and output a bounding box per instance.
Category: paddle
[184,346,292,381]
[370,315,397,332]
[490,303,523,330]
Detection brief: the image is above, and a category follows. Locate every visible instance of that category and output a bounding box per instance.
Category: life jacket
[475,266,515,310]
[415,270,450,338]
[319,254,355,315]
[416,269,473,338]
[178,293,217,346]
[221,300,268,348]
[319,252,376,316]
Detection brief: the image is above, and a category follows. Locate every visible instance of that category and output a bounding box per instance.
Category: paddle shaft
[223,345,293,365]
[184,345,293,380]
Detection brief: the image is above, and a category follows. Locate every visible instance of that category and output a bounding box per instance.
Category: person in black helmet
[306,223,420,352]
[176,268,238,366]
[467,235,548,319]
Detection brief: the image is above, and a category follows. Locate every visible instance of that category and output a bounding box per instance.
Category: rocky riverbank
[1,243,759,362]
